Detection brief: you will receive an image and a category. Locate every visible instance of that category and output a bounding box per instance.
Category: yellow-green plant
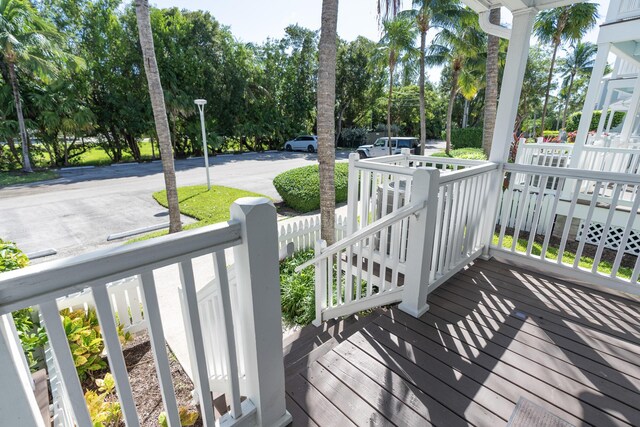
[85,373,122,426]
[158,406,200,427]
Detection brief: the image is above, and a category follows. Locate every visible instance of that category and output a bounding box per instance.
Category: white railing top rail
[505,163,640,186]
[0,221,242,315]
[440,162,499,184]
[294,200,426,272]
[353,159,417,176]
[358,154,406,164]
[583,145,640,153]
[518,142,574,150]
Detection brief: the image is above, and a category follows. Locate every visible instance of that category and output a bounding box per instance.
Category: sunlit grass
[0,170,59,186]
[492,233,632,280]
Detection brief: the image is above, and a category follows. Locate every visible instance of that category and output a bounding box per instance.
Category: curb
[107,222,170,241]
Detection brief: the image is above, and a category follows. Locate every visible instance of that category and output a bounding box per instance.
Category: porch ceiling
[462,0,583,13]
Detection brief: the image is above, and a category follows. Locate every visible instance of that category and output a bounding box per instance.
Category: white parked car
[356,137,419,158]
[284,135,318,153]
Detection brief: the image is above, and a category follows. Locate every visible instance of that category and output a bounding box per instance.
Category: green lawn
[430,147,487,161]
[0,170,59,186]
[493,234,632,280]
[129,185,269,242]
[76,141,157,166]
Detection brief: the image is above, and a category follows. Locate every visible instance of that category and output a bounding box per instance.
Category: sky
[152,0,610,82]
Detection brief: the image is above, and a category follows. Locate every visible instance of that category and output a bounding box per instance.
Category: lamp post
[194,99,211,190]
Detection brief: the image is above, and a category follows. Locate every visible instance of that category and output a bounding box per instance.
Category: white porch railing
[615,0,640,20]
[494,164,640,296]
[0,198,291,427]
[300,150,498,323]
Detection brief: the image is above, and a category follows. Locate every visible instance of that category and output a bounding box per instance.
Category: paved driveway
[0,151,349,261]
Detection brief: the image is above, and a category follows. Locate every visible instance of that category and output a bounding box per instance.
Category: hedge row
[441,127,483,149]
[274,163,349,213]
[565,110,626,132]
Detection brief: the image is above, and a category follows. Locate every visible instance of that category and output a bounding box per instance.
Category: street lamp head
[194,99,207,106]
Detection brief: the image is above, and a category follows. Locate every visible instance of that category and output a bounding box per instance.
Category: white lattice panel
[577,221,640,256]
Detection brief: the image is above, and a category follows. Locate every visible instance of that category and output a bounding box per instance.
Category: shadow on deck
[284,259,640,426]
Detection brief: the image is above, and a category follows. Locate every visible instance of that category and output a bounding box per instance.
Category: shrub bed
[440,127,483,149]
[430,147,487,161]
[274,163,349,213]
[280,250,315,326]
[566,110,625,132]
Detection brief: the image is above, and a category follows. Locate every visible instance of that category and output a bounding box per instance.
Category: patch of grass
[0,170,59,186]
[280,249,316,326]
[129,185,268,242]
[77,141,157,166]
[493,234,632,279]
[431,147,487,161]
[273,163,349,213]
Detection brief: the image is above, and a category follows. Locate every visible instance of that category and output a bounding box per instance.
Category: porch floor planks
[446,271,640,367]
[285,259,640,426]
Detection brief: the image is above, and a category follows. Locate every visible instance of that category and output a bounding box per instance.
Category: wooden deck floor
[284,259,640,426]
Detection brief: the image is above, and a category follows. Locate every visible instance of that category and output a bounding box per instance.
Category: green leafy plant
[12,308,48,370]
[441,127,483,149]
[431,148,487,161]
[158,406,200,427]
[85,373,122,426]
[0,238,29,272]
[273,163,349,213]
[61,308,132,381]
[280,250,316,325]
[565,110,625,132]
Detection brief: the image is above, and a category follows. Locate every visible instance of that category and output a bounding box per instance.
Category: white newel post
[313,239,328,326]
[399,168,439,318]
[230,198,292,427]
[0,314,46,427]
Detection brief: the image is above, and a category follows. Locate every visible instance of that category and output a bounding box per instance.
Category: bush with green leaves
[565,110,625,132]
[280,250,316,326]
[440,127,483,149]
[339,127,368,147]
[85,373,122,426]
[0,238,29,272]
[273,163,349,213]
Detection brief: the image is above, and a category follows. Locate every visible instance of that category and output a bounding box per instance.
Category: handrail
[0,221,243,315]
[583,145,640,153]
[504,163,640,186]
[440,162,498,184]
[519,143,574,149]
[359,154,406,164]
[294,200,426,272]
[353,161,416,176]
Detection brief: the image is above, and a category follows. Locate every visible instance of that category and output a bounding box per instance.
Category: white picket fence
[278,215,348,253]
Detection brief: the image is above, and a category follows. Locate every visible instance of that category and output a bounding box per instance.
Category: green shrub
[565,110,626,132]
[543,130,559,138]
[430,148,487,161]
[85,373,122,426]
[273,163,349,213]
[0,238,29,272]
[339,128,368,148]
[440,127,483,149]
[280,250,316,326]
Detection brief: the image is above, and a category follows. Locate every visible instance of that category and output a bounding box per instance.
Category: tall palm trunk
[419,27,427,155]
[318,0,338,245]
[540,40,560,136]
[446,67,460,156]
[135,0,181,233]
[7,62,33,173]
[561,71,576,129]
[482,8,500,156]
[387,59,395,155]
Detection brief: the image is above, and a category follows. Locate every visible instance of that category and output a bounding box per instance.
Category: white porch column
[231,198,292,427]
[0,315,45,427]
[620,75,640,142]
[570,43,611,166]
[488,8,536,163]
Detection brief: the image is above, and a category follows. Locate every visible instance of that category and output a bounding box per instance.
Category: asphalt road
[0,151,349,261]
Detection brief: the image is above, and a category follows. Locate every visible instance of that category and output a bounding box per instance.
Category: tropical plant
[427,11,484,155]
[533,3,598,133]
[134,0,181,233]
[379,15,418,155]
[404,0,462,154]
[85,373,122,426]
[0,0,66,172]
[557,41,597,128]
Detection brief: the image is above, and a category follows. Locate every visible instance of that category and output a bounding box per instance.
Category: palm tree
[0,0,64,173]
[317,0,339,245]
[558,41,596,128]
[427,13,484,155]
[534,3,598,135]
[402,0,463,155]
[482,7,500,155]
[379,15,418,154]
[135,0,181,233]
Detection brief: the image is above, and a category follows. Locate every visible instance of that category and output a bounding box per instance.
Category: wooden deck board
[285,259,640,426]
